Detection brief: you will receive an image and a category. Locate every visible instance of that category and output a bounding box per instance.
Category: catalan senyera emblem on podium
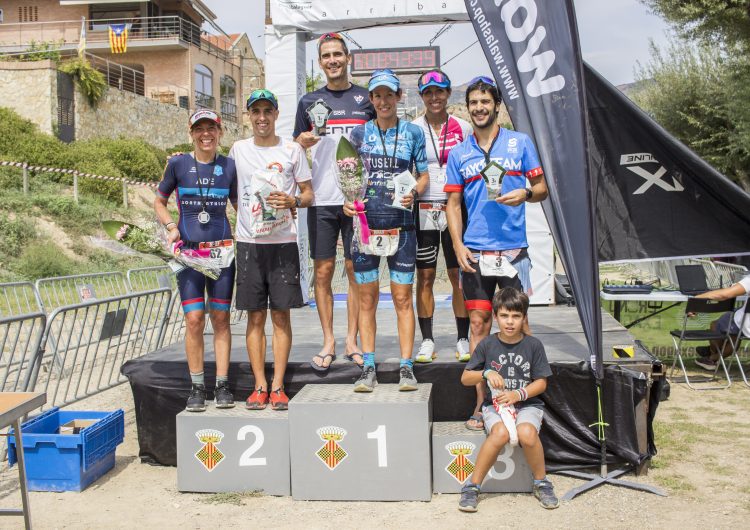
[195,429,225,471]
[445,441,476,483]
[316,426,348,470]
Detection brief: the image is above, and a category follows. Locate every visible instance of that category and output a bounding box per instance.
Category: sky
[203,0,672,86]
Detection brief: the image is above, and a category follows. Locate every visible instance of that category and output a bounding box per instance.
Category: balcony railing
[85,52,144,95]
[220,99,238,123]
[0,16,235,62]
[195,91,215,110]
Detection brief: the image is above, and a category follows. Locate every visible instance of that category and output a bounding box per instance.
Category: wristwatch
[525,188,533,201]
[294,196,302,208]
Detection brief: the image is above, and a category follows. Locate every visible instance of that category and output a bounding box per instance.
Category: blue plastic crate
[8,408,124,492]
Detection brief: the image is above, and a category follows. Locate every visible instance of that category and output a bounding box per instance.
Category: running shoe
[354,366,377,392]
[695,356,718,371]
[245,388,269,410]
[186,384,207,412]
[456,338,471,362]
[533,479,560,509]
[399,365,418,391]
[214,381,235,408]
[270,388,289,410]
[415,339,436,363]
[458,483,480,512]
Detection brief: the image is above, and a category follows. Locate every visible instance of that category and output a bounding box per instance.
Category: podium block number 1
[238,425,266,467]
[367,425,388,468]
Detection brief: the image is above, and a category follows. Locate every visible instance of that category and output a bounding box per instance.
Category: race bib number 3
[363,229,400,257]
[479,253,518,278]
[418,202,448,232]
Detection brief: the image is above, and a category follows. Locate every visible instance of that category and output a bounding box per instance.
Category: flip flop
[465,413,484,431]
[310,352,336,373]
[344,351,364,367]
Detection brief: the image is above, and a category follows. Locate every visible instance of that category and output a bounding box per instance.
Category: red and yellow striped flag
[108,23,129,54]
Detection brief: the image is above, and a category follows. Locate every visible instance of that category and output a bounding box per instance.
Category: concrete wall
[0,60,242,149]
[1,0,86,23]
[0,60,57,134]
[74,85,242,149]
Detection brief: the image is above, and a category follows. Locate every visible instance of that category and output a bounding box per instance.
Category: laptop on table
[675,264,709,295]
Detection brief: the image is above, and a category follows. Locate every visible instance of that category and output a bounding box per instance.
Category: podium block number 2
[238,425,266,467]
[367,425,388,468]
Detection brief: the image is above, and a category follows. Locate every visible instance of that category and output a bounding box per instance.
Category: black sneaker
[214,381,235,409]
[533,479,560,509]
[186,384,207,412]
[695,346,711,358]
[458,483,480,512]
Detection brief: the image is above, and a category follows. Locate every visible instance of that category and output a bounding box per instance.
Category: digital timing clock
[350,47,440,75]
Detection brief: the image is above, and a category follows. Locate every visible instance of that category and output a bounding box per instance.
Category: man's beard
[471,110,497,130]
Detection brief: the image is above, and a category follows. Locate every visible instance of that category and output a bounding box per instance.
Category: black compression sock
[418,317,434,341]
[456,317,470,340]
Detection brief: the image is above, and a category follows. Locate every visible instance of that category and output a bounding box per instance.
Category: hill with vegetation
[0,107,202,282]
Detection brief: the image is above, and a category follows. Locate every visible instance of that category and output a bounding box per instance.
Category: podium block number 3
[238,425,267,467]
[367,425,388,468]
[488,445,515,480]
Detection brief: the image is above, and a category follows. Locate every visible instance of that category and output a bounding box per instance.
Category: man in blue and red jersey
[445,77,548,430]
[344,69,429,392]
[294,32,375,373]
[154,109,238,412]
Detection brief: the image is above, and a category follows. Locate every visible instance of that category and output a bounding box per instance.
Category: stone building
[0,0,264,129]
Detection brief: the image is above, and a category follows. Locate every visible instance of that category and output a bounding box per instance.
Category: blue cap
[368,69,400,93]
[247,89,279,110]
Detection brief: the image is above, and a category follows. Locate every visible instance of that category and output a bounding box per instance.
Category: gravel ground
[0,374,748,529]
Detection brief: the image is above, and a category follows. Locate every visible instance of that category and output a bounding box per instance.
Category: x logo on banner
[626,165,684,194]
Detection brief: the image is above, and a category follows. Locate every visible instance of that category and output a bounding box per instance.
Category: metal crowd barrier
[0,282,43,318]
[632,258,748,290]
[0,312,46,393]
[28,288,172,410]
[35,271,130,312]
[126,265,175,292]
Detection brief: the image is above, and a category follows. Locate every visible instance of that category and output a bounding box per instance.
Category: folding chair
[726,307,749,388]
[669,297,737,390]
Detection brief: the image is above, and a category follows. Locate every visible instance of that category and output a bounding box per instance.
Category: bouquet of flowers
[101,220,222,280]
[336,136,370,252]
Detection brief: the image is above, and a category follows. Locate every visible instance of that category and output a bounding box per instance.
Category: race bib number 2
[363,229,399,257]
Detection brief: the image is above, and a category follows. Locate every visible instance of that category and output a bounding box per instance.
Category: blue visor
[369,69,400,93]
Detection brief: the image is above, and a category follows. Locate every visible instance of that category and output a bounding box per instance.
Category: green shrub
[83,138,165,183]
[58,58,107,107]
[15,244,76,280]
[0,214,36,255]
[0,109,67,167]
[164,143,194,157]
[21,41,62,62]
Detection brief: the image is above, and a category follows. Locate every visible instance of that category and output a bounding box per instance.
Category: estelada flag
[108,23,129,54]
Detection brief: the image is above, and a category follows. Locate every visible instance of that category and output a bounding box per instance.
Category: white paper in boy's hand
[390,170,417,210]
[491,387,519,447]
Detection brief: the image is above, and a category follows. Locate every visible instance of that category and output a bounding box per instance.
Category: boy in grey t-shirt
[459,287,559,511]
